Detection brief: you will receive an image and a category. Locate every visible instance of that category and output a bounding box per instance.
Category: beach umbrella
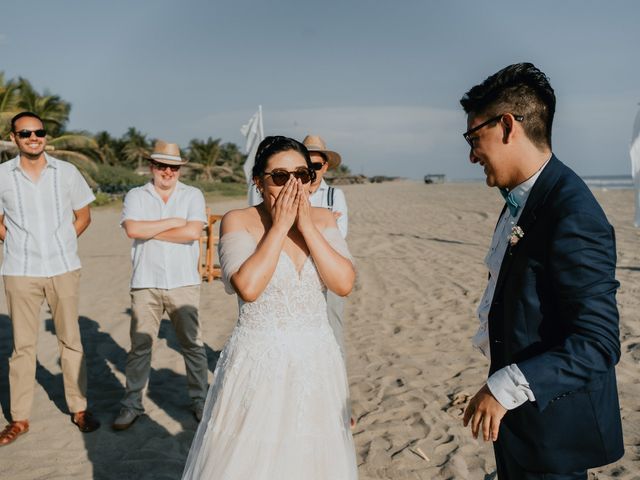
[631,104,640,227]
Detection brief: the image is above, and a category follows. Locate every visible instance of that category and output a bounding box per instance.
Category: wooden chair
[199,208,224,282]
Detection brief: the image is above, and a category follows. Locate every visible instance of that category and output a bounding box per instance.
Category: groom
[460,63,624,478]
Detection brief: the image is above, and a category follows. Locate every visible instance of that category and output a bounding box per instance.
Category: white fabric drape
[240,106,265,206]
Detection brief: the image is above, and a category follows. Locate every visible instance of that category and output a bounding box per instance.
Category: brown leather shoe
[0,420,29,446]
[71,411,100,433]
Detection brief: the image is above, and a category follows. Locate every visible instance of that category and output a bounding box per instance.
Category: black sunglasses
[264,168,313,186]
[463,114,524,148]
[15,129,47,139]
[310,161,326,171]
[150,160,181,172]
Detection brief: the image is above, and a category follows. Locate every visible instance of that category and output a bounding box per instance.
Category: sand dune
[0,182,638,479]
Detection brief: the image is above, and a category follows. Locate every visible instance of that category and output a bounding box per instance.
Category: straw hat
[302,135,341,169]
[148,140,187,165]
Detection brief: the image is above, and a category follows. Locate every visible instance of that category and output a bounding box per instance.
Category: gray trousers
[121,285,208,412]
[326,290,346,358]
[327,290,352,417]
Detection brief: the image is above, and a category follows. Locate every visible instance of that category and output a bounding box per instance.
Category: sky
[2,0,640,180]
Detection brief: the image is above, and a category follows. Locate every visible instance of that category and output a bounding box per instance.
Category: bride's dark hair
[252,136,316,182]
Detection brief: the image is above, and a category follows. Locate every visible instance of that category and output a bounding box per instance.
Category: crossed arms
[122,217,203,243]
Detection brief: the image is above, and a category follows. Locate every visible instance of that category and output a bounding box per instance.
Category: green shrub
[94,164,146,194]
[92,191,117,206]
[181,179,246,196]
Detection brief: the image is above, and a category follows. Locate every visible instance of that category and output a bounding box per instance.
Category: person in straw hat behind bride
[302,134,355,426]
[113,140,209,430]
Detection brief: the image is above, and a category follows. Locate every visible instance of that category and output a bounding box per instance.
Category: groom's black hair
[460,62,556,150]
[252,136,316,182]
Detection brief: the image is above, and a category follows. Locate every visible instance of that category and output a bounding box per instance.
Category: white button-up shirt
[0,154,95,277]
[476,159,550,410]
[309,179,348,238]
[121,181,207,289]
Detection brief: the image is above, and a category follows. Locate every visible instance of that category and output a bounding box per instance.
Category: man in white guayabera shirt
[113,140,208,430]
[0,112,100,447]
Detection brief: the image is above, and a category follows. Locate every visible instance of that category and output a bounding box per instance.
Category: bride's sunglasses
[264,168,313,186]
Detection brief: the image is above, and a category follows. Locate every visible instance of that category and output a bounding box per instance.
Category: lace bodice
[218,228,352,333]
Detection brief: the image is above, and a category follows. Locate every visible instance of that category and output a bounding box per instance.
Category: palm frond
[48,150,98,187]
[49,134,99,150]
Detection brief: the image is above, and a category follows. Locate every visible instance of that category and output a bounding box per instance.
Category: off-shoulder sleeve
[218,230,257,294]
[322,227,354,265]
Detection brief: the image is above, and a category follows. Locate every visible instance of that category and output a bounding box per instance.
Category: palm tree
[121,127,150,171]
[219,141,248,182]
[0,73,20,140]
[49,132,103,184]
[15,77,71,137]
[188,137,223,181]
[94,130,124,165]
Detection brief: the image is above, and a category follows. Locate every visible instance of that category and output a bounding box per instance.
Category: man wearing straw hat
[302,135,354,425]
[303,135,349,351]
[113,140,209,430]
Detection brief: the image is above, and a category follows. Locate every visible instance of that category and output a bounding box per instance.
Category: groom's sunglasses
[15,129,47,139]
[264,168,313,186]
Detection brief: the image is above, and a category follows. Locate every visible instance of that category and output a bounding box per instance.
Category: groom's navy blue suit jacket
[489,155,624,473]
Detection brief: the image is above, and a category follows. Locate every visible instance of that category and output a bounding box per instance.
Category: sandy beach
[0,181,638,479]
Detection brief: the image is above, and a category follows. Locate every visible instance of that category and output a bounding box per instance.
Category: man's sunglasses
[311,160,326,171]
[462,114,524,148]
[150,160,181,172]
[264,168,313,186]
[15,129,47,139]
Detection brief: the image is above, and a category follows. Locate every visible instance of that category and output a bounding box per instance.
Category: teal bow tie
[500,188,520,216]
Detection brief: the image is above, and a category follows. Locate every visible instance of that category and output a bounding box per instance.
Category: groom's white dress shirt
[475,159,550,410]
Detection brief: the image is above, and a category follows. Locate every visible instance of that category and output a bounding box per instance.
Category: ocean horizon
[420,174,634,190]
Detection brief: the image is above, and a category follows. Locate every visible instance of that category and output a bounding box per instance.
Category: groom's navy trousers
[487,156,624,476]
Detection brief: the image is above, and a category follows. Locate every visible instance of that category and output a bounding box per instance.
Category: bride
[181,136,358,479]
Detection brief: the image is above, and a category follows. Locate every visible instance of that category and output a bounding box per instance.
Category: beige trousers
[121,285,208,412]
[3,270,87,420]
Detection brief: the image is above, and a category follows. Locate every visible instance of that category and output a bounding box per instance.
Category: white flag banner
[631,105,640,227]
[240,106,265,205]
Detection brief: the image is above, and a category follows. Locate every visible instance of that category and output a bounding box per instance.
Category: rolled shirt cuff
[487,364,536,410]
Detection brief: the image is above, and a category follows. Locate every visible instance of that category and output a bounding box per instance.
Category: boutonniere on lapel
[508,225,524,248]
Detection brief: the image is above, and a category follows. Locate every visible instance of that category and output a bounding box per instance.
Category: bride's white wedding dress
[182,227,358,480]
